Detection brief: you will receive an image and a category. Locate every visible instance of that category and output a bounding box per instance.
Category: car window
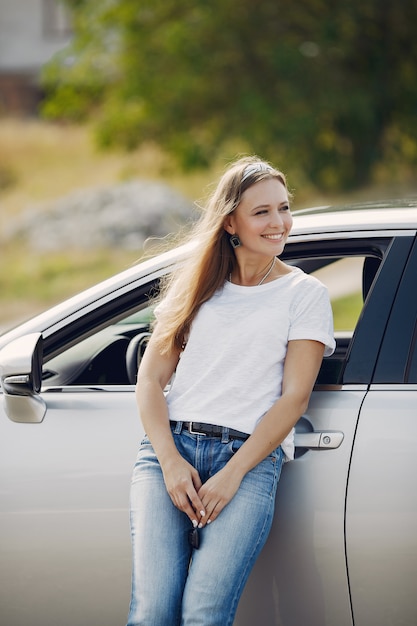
[307,256,373,385]
[285,249,383,386]
[312,257,364,332]
[42,246,384,388]
[43,303,155,387]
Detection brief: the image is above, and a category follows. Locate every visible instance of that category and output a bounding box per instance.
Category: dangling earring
[229,234,241,249]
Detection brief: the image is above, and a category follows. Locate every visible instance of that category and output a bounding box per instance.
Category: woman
[126,156,335,625]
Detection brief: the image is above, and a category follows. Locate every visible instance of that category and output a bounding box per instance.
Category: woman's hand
[197,466,243,527]
[161,455,206,527]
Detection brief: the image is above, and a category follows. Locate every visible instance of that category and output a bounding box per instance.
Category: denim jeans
[126,423,284,626]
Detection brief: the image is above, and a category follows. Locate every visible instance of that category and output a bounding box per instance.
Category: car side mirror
[0,333,46,423]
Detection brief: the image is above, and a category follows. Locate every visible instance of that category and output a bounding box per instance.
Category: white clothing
[162,266,335,460]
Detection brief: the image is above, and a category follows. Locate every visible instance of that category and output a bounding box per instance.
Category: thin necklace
[229,257,276,286]
[258,257,276,285]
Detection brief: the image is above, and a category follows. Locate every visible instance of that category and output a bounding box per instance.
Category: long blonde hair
[154,156,289,354]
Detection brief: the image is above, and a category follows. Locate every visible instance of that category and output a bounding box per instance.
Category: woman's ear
[223,215,235,235]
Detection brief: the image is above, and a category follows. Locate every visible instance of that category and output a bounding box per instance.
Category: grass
[332,292,363,331]
[0,241,143,328]
[0,241,141,301]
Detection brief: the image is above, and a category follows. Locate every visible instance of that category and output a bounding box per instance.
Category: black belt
[170,421,249,441]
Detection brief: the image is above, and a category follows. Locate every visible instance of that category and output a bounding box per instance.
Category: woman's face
[225,178,292,258]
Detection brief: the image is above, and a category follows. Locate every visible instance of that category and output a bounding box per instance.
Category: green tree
[42,0,417,190]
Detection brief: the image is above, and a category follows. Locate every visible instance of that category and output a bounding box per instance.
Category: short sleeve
[288,279,335,357]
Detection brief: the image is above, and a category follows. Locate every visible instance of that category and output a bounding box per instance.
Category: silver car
[1,201,417,626]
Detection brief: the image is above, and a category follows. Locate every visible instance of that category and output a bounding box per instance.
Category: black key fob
[188,527,200,549]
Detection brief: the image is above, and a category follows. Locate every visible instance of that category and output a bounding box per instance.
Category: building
[0,0,72,114]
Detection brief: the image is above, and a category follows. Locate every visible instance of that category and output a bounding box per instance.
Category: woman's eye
[281,205,290,212]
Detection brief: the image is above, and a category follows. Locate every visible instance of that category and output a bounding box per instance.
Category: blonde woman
[126,156,335,625]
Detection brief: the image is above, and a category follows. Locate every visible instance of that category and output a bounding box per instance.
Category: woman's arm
[197,339,325,525]
[136,331,206,526]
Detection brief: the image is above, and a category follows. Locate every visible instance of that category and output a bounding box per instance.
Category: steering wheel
[125,332,152,384]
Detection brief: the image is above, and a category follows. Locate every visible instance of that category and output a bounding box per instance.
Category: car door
[235,234,415,626]
[0,388,141,626]
[345,236,417,626]
[0,307,152,626]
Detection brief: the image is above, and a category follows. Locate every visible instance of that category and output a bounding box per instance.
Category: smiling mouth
[262,234,284,240]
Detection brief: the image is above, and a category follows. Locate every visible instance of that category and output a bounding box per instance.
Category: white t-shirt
[163,266,335,460]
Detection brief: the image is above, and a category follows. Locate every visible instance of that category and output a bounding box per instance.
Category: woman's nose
[269,209,285,226]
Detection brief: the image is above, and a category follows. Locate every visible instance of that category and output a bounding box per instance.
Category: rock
[3,180,195,250]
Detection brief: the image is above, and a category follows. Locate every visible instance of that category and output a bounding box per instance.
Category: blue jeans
[126,423,284,626]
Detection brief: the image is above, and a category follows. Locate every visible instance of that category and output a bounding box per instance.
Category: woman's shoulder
[284,264,327,290]
[274,266,330,307]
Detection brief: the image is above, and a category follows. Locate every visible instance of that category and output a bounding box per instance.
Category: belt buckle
[188,422,206,436]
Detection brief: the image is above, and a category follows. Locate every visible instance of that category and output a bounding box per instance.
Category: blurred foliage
[41,0,417,190]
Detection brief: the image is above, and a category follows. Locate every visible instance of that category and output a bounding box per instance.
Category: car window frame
[42,273,163,362]
[343,235,415,385]
[372,235,417,384]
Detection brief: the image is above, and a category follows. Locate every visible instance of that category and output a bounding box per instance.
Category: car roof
[291,199,417,235]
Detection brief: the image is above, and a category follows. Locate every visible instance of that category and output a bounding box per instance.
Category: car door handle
[295,431,344,449]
